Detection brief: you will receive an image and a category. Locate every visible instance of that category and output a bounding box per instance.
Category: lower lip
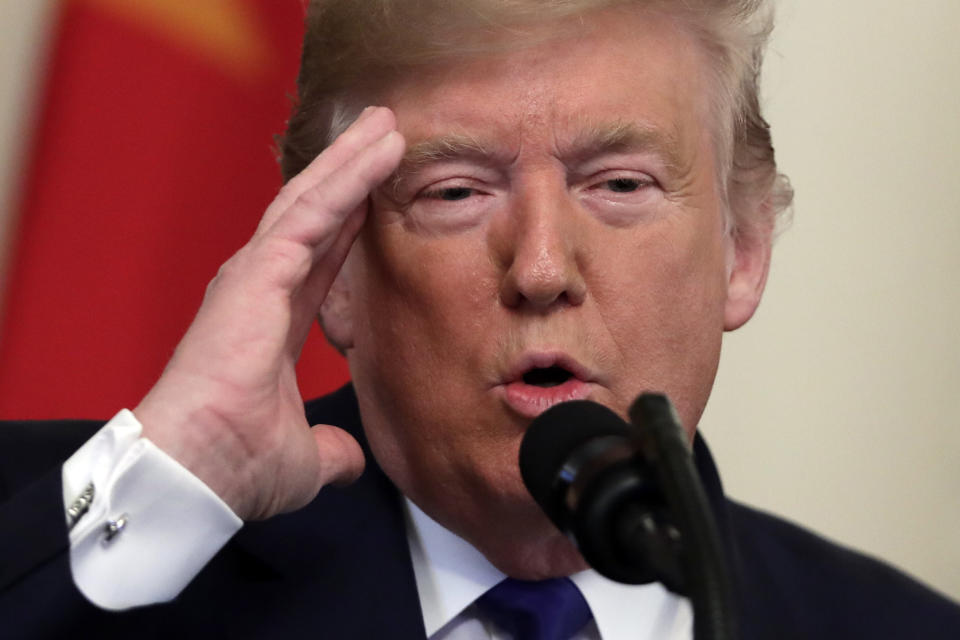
[501,379,593,419]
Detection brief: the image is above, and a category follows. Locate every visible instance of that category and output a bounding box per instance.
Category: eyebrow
[403,133,495,166]
[392,133,505,186]
[384,133,488,193]
[391,120,688,189]
[562,120,687,173]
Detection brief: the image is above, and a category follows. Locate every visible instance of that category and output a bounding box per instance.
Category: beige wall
[703,0,960,600]
[0,0,55,310]
[1,0,957,601]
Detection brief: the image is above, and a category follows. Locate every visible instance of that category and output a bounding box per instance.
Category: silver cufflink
[101,513,130,546]
[66,482,95,531]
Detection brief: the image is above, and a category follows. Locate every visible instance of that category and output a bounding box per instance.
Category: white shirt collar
[404,498,692,640]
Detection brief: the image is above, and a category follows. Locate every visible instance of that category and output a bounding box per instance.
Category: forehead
[380,8,711,157]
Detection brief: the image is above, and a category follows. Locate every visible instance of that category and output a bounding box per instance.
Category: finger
[257,107,397,235]
[266,129,404,251]
[311,424,366,488]
[286,202,367,354]
[226,130,401,302]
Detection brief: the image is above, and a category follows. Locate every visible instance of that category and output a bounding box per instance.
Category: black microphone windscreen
[519,400,631,522]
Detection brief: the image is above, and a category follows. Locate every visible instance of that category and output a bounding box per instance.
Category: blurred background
[0,0,348,420]
[1,0,957,602]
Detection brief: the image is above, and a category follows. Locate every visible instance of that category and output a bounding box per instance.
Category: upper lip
[501,350,596,385]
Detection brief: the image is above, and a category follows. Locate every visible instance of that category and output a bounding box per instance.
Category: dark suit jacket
[2,385,959,639]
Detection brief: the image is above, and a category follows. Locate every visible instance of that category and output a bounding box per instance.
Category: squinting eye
[423,186,474,201]
[606,178,644,193]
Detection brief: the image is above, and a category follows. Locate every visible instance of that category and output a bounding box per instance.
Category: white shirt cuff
[62,409,243,610]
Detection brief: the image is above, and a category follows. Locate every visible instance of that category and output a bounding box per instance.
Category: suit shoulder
[727,500,960,638]
[304,385,362,435]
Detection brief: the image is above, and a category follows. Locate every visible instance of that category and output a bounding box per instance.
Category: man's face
[327,9,768,576]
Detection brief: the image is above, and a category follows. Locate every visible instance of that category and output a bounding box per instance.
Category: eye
[591,174,656,194]
[577,170,662,226]
[402,177,498,234]
[606,177,644,193]
[423,186,475,201]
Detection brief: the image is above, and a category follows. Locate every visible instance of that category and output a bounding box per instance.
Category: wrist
[134,393,253,519]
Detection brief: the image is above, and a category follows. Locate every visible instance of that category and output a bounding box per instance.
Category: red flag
[0,0,349,419]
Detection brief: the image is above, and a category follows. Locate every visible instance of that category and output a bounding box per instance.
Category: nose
[493,182,587,311]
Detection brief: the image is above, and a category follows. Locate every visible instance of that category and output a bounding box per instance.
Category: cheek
[594,212,729,420]
[349,223,516,491]
[353,223,496,380]
[600,208,726,311]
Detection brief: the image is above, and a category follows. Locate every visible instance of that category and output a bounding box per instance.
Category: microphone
[518,399,685,589]
[519,395,738,640]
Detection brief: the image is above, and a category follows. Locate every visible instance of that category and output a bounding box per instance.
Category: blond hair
[279,0,793,242]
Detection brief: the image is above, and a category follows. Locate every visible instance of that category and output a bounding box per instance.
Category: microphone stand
[628,394,737,640]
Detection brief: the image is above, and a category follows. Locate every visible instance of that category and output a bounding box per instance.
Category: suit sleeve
[1,412,241,615]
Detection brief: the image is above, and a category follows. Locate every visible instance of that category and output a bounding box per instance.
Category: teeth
[522,366,572,388]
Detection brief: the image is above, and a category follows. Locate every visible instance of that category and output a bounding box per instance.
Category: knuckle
[205,255,237,296]
[216,248,246,280]
[253,238,313,288]
[203,244,257,299]
[293,184,334,215]
[276,180,301,203]
[288,189,344,238]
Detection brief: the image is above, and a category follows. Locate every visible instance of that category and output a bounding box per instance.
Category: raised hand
[133,107,405,520]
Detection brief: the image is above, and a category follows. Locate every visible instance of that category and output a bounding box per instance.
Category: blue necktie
[474,577,593,640]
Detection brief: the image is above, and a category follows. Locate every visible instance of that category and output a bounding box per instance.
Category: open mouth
[521,365,574,388]
[499,353,594,418]
[503,356,593,418]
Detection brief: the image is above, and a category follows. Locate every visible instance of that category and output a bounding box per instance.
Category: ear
[319,267,355,351]
[723,224,772,331]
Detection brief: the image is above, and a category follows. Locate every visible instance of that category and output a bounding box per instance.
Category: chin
[443,472,590,579]
[485,525,590,580]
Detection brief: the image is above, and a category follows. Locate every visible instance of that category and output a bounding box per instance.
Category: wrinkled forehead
[377,8,710,166]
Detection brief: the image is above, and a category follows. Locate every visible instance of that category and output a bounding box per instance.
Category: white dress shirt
[405,499,691,640]
[61,410,242,609]
[62,412,692,638]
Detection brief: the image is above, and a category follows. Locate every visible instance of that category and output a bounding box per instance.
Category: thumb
[311,424,366,487]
